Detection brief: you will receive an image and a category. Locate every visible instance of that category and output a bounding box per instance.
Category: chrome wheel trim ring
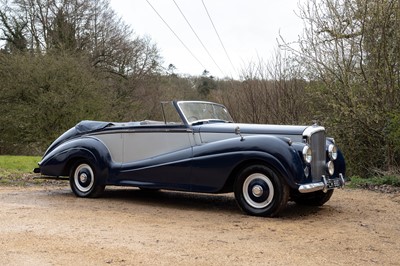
[74,164,94,193]
[243,173,274,209]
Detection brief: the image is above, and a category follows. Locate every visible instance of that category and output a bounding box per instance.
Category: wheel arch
[64,147,110,185]
[221,157,291,193]
[63,154,97,176]
[218,136,305,193]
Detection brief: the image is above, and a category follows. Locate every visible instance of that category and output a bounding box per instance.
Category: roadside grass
[348,175,400,193]
[349,175,400,187]
[0,155,41,185]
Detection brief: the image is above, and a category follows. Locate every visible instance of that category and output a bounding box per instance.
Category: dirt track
[0,184,399,265]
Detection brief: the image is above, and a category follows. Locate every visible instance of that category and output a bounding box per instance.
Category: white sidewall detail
[242,173,274,209]
[74,164,94,193]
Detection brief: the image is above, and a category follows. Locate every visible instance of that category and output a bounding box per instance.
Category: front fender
[191,135,305,192]
[38,137,112,182]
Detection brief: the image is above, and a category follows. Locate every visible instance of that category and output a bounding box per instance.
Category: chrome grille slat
[310,131,326,182]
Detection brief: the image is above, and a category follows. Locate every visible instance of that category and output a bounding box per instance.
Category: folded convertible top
[75,120,113,134]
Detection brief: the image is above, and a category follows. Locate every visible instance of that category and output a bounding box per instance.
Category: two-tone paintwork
[33,101,348,217]
[36,112,346,195]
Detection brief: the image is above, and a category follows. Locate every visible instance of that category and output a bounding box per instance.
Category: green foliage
[48,10,77,51]
[387,113,400,151]
[349,175,400,188]
[197,71,217,97]
[0,53,108,154]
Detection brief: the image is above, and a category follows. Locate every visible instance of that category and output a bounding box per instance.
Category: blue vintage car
[34,100,345,217]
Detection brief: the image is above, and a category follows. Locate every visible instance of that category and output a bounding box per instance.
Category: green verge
[348,175,400,188]
[0,155,42,185]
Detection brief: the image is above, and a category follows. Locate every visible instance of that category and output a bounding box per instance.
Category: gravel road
[0,185,399,265]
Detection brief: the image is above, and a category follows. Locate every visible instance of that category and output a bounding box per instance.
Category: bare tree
[1,0,162,77]
[213,49,307,125]
[0,0,27,52]
[280,0,400,174]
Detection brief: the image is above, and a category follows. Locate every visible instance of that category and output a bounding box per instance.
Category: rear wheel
[234,164,289,217]
[69,161,105,198]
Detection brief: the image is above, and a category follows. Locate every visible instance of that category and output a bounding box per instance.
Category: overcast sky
[110,0,304,79]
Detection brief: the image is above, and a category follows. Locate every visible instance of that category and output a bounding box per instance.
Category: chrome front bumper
[298,173,345,193]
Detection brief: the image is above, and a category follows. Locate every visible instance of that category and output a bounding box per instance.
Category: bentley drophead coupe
[34,101,345,217]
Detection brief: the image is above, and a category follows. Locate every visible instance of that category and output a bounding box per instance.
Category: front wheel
[234,164,289,217]
[69,161,105,198]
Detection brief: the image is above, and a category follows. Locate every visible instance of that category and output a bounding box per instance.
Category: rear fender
[39,137,112,183]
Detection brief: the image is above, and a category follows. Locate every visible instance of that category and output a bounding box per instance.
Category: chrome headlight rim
[328,144,338,161]
[302,145,312,164]
[326,161,335,176]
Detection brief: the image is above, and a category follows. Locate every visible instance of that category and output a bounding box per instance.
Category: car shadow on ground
[83,187,335,219]
[100,188,240,214]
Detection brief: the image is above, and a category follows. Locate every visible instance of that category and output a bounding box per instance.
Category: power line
[145,0,207,71]
[172,0,225,77]
[201,0,237,75]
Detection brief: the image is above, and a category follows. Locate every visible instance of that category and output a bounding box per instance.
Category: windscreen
[178,101,233,123]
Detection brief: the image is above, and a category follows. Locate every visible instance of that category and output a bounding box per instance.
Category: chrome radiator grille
[310,130,326,182]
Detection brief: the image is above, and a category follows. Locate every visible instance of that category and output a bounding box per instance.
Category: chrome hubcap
[74,164,94,193]
[252,185,264,197]
[79,173,88,183]
[243,173,274,209]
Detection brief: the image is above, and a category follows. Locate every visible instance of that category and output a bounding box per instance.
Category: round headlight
[328,144,338,160]
[327,161,335,176]
[302,146,312,163]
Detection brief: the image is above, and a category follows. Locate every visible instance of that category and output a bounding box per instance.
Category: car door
[116,125,195,189]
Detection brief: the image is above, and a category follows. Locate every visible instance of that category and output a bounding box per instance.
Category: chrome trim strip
[89,128,192,135]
